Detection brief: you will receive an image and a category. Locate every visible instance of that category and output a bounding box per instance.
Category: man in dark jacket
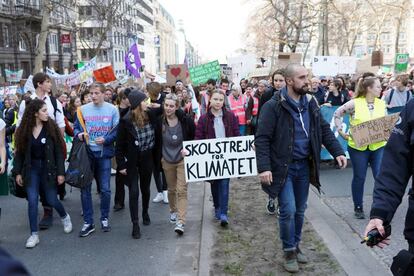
[255,64,347,273]
[364,100,414,253]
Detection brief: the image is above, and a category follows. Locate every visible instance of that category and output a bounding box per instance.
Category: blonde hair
[353,73,377,98]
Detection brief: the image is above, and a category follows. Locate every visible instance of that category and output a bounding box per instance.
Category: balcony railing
[0,4,42,17]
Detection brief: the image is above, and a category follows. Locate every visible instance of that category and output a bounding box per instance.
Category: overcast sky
[158,0,257,63]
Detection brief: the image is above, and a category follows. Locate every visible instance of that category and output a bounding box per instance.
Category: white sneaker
[170,212,177,224]
[152,193,164,203]
[162,191,169,204]
[61,213,73,233]
[174,222,184,235]
[26,234,39,248]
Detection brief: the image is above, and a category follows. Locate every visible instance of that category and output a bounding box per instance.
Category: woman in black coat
[13,99,72,248]
[115,90,161,239]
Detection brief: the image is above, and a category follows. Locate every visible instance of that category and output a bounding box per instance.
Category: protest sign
[395,53,409,72]
[0,86,18,95]
[189,60,221,85]
[320,106,350,160]
[5,69,23,82]
[46,57,96,87]
[312,56,357,76]
[350,113,400,148]
[220,65,233,81]
[166,64,187,85]
[183,136,257,183]
[93,65,116,83]
[24,75,35,93]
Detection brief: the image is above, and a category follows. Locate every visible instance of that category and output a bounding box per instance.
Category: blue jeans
[81,151,111,225]
[239,125,246,136]
[348,146,384,208]
[27,160,66,233]
[278,160,310,251]
[210,179,230,216]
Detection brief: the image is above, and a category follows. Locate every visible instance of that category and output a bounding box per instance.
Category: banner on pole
[395,53,409,72]
[5,69,23,82]
[93,65,116,83]
[189,60,221,85]
[183,136,257,182]
[125,43,142,78]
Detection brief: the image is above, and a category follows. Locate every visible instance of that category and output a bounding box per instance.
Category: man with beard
[255,64,347,273]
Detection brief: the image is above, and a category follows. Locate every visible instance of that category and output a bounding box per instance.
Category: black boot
[142,212,151,226]
[132,222,141,239]
[39,206,53,230]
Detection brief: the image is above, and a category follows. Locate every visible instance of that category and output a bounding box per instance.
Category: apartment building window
[2,24,10,47]
[367,46,374,54]
[49,33,58,54]
[356,33,362,41]
[381,33,390,41]
[86,6,92,16]
[367,33,375,40]
[399,32,406,40]
[19,35,27,51]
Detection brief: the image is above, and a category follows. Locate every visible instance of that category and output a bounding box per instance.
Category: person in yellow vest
[228,84,247,135]
[333,73,387,219]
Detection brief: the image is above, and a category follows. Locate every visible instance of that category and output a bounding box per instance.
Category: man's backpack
[387,88,411,105]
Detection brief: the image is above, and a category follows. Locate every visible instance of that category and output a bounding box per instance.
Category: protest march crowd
[1,59,414,274]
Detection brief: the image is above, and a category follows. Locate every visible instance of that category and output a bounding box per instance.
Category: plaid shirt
[134,123,155,151]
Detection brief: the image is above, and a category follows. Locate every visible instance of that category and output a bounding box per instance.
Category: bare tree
[244,0,318,67]
[33,0,77,72]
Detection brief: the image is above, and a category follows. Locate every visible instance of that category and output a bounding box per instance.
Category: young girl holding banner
[161,94,195,235]
[333,73,387,219]
[195,89,240,226]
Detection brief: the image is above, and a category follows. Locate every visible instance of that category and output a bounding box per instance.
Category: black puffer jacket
[255,90,344,198]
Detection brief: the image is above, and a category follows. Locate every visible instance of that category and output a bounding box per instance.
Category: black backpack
[65,139,94,189]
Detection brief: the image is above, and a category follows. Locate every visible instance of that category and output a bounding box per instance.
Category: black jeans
[114,171,126,206]
[153,169,167,193]
[129,150,153,223]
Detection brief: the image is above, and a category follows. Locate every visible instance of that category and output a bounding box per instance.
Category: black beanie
[128,90,147,110]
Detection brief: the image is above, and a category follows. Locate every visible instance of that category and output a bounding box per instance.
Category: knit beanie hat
[128,90,147,110]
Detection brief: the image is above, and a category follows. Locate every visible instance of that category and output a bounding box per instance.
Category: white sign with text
[183,136,257,182]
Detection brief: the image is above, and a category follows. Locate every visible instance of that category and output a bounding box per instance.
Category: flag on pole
[125,43,142,78]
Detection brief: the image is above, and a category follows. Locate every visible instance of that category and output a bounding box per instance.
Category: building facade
[76,0,156,77]
[154,2,177,74]
[0,0,76,80]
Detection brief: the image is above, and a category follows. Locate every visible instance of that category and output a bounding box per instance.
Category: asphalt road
[0,176,194,276]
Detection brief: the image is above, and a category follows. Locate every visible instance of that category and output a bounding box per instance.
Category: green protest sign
[395,53,409,72]
[189,60,221,85]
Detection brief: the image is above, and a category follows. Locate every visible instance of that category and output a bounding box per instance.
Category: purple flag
[125,43,142,78]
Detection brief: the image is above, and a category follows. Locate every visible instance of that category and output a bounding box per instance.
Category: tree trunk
[34,0,51,73]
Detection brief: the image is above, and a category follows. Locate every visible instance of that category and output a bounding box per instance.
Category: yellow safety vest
[348,97,387,151]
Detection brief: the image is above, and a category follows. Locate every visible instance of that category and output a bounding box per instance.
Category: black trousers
[114,171,126,206]
[153,168,167,193]
[128,150,153,223]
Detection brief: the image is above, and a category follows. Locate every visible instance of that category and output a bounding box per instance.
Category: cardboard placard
[166,64,188,86]
[189,60,221,86]
[350,113,400,148]
[93,65,116,83]
[183,136,257,182]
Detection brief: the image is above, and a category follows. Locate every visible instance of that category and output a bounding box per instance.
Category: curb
[171,182,205,276]
[306,188,392,276]
[198,183,214,276]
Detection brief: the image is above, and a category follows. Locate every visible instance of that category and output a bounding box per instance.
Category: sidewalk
[306,188,392,276]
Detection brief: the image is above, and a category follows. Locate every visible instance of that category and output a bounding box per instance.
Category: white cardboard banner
[312,56,357,76]
[183,135,257,183]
